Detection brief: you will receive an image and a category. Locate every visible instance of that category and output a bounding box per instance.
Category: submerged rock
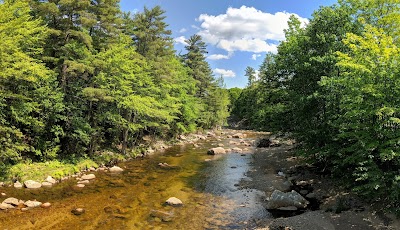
[109,166,124,173]
[71,208,85,215]
[207,147,226,155]
[150,210,174,222]
[165,197,183,206]
[158,163,179,170]
[267,190,309,210]
[24,180,42,189]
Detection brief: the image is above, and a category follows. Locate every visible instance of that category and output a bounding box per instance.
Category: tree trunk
[122,111,132,155]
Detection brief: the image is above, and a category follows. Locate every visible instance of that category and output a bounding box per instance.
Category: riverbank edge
[0,129,223,188]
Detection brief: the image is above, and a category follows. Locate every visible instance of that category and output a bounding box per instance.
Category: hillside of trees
[231,0,400,211]
[0,1,229,168]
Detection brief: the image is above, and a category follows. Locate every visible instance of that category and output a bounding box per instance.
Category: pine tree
[182,34,214,98]
[245,66,256,86]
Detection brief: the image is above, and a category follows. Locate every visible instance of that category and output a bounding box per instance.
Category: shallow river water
[0,130,271,230]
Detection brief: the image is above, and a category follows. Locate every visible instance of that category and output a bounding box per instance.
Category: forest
[1,0,400,214]
[0,0,229,177]
[231,0,400,212]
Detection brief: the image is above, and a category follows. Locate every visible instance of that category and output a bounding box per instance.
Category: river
[0,130,270,230]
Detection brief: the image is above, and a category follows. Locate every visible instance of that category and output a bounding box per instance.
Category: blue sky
[120,0,337,88]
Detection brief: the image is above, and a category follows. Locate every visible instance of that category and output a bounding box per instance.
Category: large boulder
[207,147,226,155]
[109,166,124,173]
[266,190,309,210]
[165,197,183,206]
[24,180,42,189]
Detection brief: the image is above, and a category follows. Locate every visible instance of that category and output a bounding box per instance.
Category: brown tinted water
[0,130,270,229]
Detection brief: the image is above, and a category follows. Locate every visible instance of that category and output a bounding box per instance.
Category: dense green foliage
[0,0,229,173]
[231,0,400,210]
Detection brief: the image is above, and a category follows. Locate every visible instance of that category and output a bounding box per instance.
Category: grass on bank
[0,151,131,184]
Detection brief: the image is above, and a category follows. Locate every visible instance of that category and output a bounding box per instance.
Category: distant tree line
[231,0,400,211]
[0,1,229,164]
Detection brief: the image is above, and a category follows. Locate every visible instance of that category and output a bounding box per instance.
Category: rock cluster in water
[0,197,50,211]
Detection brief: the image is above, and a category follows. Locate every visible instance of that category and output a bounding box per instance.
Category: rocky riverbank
[245,136,400,230]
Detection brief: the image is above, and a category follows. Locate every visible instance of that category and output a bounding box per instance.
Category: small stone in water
[41,202,51,208]
[71,208,85,215]
[165,197,183,206]
[104,206,113,213]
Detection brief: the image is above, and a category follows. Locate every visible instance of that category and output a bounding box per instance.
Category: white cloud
[252,54,262,60]
[197,6,308,53]
[191,25,201,30]
[214,68,236,78]
[179,28,187,33]
[208,54,230,60]
[174,36,188,45]
[207,51,233,60]
[218,39,278,53]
